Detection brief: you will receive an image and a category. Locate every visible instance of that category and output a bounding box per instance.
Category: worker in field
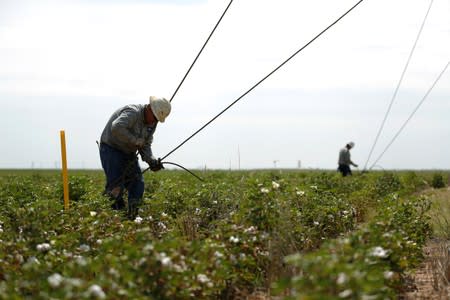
[337,142,358,177]
[99,96,171,219]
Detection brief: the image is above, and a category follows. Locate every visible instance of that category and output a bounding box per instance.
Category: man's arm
[111,109,139,146]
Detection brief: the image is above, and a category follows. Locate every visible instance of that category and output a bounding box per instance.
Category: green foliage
[0,170,433,299]
[431,172,446,189]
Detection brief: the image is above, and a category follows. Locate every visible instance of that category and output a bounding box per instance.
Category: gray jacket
[338,147,355,166]
[100,104,156,162]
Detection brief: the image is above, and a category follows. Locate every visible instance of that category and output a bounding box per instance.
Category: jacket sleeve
[110,108,139,146]
[139,135,154,163]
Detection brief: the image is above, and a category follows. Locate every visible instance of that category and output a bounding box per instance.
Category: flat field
[0,169,448,299]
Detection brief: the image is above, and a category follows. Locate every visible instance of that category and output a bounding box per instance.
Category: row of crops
[0,170,446,299]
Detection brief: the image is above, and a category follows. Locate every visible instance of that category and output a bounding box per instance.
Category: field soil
[401,187,450,299]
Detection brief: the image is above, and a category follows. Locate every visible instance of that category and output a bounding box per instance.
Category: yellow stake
[60,130,70,210]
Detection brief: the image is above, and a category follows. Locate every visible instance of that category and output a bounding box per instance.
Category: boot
[127,198,141,220]
[111,198,125,210]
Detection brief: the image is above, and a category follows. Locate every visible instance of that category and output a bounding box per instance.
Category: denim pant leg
[127,159,144,200]
[100,143,128,199]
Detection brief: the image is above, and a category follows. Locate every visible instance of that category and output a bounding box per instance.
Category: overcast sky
[1,0,449,170]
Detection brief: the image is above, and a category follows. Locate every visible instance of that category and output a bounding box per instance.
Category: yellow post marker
[60,130,70,210]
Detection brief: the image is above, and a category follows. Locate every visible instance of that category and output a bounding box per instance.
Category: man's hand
[149,157,164,172]
[135,138,145,149]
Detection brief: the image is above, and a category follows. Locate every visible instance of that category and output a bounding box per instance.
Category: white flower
[197,274,210,284]
[48,273,64,288]
[90,211,97,217]
[370,246,389,258]
[229,236,239,243]
[336,273,348,285]
[339,289,352,298]
[36,243,51,252]
[260,188,270,194]
[134,216,143,224]
[87,284,106,299]
[272,181,280,189]
[296,190,305,196]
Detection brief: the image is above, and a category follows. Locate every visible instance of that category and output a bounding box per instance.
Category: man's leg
[126,159,145,219]
[99,143,126,210]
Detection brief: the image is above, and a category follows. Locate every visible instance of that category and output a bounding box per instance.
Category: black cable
[141,161,203,181]
[363,0,434,171]
[170,0,234,103]
[162,0,366,161]
[369,60,449,170]
[162,162,204,181]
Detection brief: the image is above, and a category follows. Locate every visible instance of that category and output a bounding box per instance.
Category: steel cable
[369,60,449,170]
[363,0,434,171]
[170,0,234,103]
[162,0,366,161]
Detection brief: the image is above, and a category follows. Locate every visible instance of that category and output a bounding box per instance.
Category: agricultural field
[0,169,448,299]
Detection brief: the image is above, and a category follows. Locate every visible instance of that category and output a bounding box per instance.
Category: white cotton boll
[260,188,269,194]
[229,236,239,243]
[79,244,90,252]
[336,273,348,285]
[339,289,353,298]
[296,191,305,196]
[157,222,167,231]
[87,284,106,299]
[197,274,210,284]
[370,246,389,258]
[134,216,143,224]
[272,181,280,189]
[161,257,172,267]
[90,211,97,217]
[48,273,64,288]
[384,271,394,280]
[214,251,224,258]
[36,243,51,252]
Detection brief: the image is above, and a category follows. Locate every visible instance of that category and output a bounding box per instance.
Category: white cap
[149,96,171,123]
[347,142,355,148]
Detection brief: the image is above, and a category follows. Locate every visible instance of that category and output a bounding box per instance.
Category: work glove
[135,138,145,149]
[149,157,164,172]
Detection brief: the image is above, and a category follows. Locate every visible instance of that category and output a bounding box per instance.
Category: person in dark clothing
[338,142,358,177]
[99,96,171,219]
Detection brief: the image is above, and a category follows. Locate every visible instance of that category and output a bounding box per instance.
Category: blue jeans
[99,143,144,201]
[338,164,352,177]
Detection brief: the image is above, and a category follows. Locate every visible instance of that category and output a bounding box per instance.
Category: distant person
[99,96,171,219]
[338,142,358,177]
